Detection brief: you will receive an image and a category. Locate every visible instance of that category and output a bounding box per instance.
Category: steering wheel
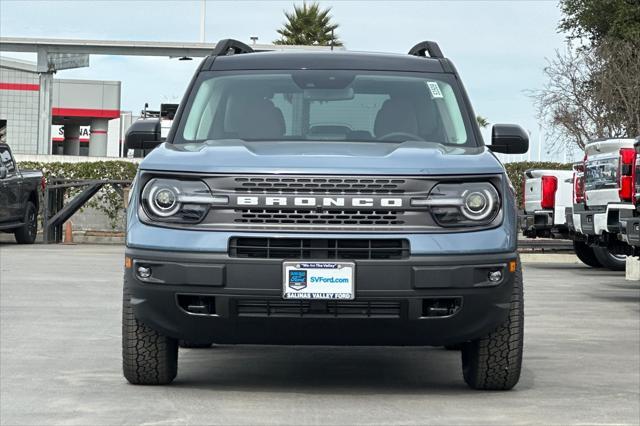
[378,132,424,142]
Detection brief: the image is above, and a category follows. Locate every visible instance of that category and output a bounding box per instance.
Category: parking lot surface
[1,244,638,425]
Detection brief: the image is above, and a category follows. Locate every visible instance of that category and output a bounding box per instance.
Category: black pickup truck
[0,143,44,244]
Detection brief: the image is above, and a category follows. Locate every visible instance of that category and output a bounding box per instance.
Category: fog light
[488,270,502,283]
[137,266,152,279]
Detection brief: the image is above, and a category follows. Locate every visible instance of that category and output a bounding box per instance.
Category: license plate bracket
[282,261,355,300]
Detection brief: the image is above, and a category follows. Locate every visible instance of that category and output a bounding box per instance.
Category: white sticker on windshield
[427,81,443,99]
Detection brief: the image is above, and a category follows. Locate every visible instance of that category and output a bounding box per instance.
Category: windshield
[176,70,475,146]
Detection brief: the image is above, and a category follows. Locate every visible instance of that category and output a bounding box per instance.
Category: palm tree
[274,2,342,46]
[476,116,489,128]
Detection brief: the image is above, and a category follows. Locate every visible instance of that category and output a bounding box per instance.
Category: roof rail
[408,41,444,59]
[211,39,254,56]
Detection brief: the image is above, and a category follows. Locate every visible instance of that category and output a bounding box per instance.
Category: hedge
[18,161,138,228]
[16,160,571,227]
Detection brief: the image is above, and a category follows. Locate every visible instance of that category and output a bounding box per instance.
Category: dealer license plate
[282,261,355,300]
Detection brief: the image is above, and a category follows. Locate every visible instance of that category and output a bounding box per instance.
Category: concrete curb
[519,253,580,264]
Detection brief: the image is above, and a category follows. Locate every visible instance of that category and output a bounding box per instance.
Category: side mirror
[488,124,529,154]
[124,119,162,152]
[0,165,6,179]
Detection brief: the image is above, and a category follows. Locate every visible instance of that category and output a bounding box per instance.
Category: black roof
[208,51,448,73]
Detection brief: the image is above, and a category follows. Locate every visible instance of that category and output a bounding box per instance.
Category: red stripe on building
[0,83,40,91]
[52,137,90,142]
[52,107,121,119]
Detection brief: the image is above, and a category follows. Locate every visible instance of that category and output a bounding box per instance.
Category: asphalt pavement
[0,244,638,425]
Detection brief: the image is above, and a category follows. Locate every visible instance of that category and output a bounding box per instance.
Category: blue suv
[122,39,529,390]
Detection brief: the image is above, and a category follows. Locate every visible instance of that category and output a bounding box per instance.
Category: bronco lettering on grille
[236,196,403,208]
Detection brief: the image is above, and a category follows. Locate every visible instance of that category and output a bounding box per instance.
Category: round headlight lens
[465,192,487,213]
[461,189,495,220]
[155,188,177,210]
[145,183,181,217]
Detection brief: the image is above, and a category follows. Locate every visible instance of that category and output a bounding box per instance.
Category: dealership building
[0,56,130,157]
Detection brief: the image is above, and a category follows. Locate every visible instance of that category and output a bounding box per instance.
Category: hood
[139,140,505,175]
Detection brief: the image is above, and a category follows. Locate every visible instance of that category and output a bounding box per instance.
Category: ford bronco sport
[122,39,529,390]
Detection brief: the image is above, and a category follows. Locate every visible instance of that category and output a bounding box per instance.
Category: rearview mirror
[303,88,355,101]
[488,124,529,154]
[0,165,6,179]
[124,119,162,153]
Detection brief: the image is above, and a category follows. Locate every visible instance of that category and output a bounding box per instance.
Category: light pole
[200,0,206,43]
[538,124,543,162]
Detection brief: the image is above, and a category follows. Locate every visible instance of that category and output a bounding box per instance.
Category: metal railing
[42,178,131,243]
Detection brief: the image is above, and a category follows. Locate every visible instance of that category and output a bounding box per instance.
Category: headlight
[413,182,500,227]
[141,178,224,222]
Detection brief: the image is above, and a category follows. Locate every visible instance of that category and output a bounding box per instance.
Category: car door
[0,146,21,222]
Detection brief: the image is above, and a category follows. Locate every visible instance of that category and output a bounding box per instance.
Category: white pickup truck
[607,137,640,255]
[521,169,574,239]
[520,156,629,270]
[572,138,636,270]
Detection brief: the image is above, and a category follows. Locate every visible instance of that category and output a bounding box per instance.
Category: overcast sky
[0,0,576,161]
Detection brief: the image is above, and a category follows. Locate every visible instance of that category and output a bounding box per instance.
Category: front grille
[233,176,407,194]
[229,237,410,259]
[235,299,403,318]
[201,174,440,232]
[234,209,404,226]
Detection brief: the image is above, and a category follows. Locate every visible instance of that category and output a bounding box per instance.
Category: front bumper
[124,248,518,346]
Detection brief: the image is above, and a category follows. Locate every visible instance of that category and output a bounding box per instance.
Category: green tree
[532,0,640,152]
[274,2,342,46]
[559,0,640,44]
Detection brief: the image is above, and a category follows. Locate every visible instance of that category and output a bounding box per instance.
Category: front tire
[14,201,37,244]
[122,288,178,385]
[592,247,626,271]
[573,241,602,268]
[461,258,524,390]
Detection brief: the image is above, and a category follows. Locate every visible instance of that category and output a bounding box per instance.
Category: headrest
[374,98,419,138]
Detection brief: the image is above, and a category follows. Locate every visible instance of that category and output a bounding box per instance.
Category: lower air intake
[228,237,410,260]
